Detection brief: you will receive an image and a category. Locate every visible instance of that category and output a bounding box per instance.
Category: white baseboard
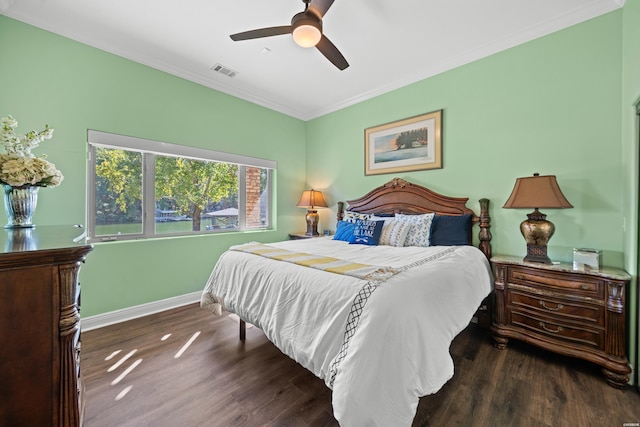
[81,291,202,331]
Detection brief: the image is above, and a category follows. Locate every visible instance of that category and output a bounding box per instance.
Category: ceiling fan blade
[316,35,349,70]
[307,0,335,19]
[230,26,292,41]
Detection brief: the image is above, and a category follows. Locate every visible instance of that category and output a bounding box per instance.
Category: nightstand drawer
[508,290,604,327]
[508,267,603,298]
[509,309,603,350]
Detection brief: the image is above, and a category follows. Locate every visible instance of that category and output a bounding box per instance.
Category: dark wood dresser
[0,226,92,426]
[491,255,631,388]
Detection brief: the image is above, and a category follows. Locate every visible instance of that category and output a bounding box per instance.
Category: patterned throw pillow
[350,219,384,246]
[395,213,436,247]
[379,219,413,247]
[344,210,373,223]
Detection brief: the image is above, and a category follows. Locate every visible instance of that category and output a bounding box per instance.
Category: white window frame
[87,130,275,243]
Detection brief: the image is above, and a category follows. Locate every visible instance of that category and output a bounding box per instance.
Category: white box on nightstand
[573,248,601,271]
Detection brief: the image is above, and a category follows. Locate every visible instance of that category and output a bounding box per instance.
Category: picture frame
[364,110,442,176]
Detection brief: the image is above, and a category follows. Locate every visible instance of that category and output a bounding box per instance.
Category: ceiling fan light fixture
[229,1,347,70]
[292,13,322,48]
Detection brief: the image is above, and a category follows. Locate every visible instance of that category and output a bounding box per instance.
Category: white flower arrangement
[0,115,64,188]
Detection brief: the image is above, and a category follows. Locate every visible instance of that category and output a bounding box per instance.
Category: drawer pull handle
[539,322,563,334]
[580,284,590,290]
[539,301,564,311]
[516,274,524,279]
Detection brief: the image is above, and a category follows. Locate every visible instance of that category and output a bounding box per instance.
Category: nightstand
[288,233,326,240]
[490,255,631,388]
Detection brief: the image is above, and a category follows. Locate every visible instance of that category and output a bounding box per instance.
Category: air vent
[211,63,238,78]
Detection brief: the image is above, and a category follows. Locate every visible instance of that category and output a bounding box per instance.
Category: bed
[200,177,493,426]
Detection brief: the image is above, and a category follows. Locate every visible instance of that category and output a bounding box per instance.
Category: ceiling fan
[230,0,349,70]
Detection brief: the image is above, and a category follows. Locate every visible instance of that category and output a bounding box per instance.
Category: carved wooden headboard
[337,177,492,259]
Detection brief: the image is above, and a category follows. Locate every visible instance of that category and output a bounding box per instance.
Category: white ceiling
[0,0,624,121]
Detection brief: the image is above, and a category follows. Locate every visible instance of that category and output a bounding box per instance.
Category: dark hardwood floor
[81,303,640,427]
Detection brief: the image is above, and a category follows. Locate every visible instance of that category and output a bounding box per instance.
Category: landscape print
[365,110,442,175]
[373,127,429,163]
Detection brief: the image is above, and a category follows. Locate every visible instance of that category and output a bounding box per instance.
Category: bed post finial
[337,201,345,222]
[478,198,492,259]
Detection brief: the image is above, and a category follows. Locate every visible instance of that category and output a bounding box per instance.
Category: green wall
[0,16,307,316]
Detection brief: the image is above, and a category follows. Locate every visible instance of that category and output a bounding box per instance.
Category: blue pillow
[350,219,384,246]
[430,214,472,246]
[333,221,356,243]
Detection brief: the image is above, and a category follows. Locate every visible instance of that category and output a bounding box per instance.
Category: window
[87,130,275,243]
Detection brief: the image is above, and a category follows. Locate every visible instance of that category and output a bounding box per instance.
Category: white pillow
[395,213,435,247]
[379,219,413,247]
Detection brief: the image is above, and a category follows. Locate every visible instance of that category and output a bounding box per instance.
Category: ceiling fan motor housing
[291,12,322,47]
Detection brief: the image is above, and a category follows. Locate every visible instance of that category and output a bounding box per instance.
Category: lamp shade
[297,190,328,209]
[503,173,573,209]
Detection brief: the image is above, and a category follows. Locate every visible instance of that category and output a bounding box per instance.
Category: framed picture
[364,110,442,176]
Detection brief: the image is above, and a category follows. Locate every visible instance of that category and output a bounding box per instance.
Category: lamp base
[520,209,554,264]
[523,244,552,264]
[305,209,320,236]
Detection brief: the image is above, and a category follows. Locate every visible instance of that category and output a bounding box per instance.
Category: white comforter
[200,237,492,426]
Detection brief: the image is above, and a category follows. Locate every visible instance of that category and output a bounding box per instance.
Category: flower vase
[3,184,39,228]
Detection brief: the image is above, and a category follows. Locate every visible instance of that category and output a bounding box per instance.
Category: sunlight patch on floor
[101,328,203,401]
[108,349,137,372]
[175,331,200,358]
[115,385,133,401]
[111,358,143,385]
[105,350,121,361]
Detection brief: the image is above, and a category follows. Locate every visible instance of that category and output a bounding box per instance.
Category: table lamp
[503,173,573,264]
[296,189,328,236]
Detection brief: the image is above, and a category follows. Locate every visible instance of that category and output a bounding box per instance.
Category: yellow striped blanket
[229,242,399,283]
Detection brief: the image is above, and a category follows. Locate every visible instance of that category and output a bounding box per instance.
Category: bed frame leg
[239,319,246,341]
